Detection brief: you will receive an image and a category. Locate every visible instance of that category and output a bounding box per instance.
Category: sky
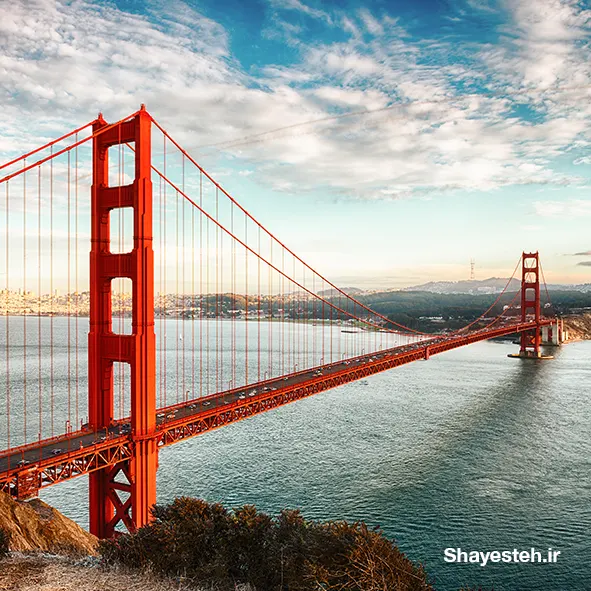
[1,0,591,289]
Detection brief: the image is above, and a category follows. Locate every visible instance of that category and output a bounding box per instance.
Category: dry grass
[0,554,206,591]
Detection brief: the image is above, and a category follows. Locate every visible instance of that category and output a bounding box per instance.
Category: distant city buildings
[0,289,92,316]
[0,289,381,324]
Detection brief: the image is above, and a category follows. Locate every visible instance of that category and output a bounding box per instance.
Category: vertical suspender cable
[75,136,79,427]
[160,135,168,406]
[268,239,272,378]
[215,188,219,394]
[338,291,341,360]
[322,278,326,367]
[182,155,186,400]
[288,255,292,372]
[67,151,72,425]
[206,194,210,395]
[291,257,298,372]
[244,217,248,386]
[49,149,54,437]
[158,173,163,408]
[303,266,307,369]
[231,201,236,386]
[5,181,9,453]
[191,164,195,399]
[199,172,203,398]
[119,141,124,418]
[281,249,285,376]
[37,168,42,440]
[176,183,179,404]
[219,188,223,391]
[312,272,316,368]
[257,226,261,382]
[23,160,27,444]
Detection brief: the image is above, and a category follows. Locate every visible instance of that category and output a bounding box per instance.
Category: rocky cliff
[0,491,97,556]
[563,313,591,341]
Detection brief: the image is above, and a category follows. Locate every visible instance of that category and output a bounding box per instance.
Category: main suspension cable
[0,120,94,172]
[0,110,141,185]
[149,160,415,338]
[150,118,427,335]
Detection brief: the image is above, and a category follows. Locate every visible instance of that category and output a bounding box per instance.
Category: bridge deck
[0,320,551,498]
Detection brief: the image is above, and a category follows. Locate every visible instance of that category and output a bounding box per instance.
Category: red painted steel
[0,319,551,499]
[88,107,157,537]
[0,111,141,186]
[0,110,558,539]
[150,118,428,336]
[0,437,132,498]
[520,252,541,357]
[156,319,553,446]
[0,120,94,173]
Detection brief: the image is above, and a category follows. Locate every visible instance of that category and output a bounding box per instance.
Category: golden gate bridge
[0,106,561,537]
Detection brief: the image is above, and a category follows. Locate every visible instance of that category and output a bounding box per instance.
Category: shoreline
[2,313,590,341]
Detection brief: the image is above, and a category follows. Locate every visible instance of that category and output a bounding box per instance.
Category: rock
[563,313,591,341]
[0,491,97,556]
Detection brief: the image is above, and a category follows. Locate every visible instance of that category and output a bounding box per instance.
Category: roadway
[0,333,443,474]
[0,320,546,488]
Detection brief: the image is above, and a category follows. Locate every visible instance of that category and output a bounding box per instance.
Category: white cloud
[358,8,385,36]
[312,86,387,109]
[483,0,591,90]
[534,199,591,217]
[267,0,333,25]
[464,0,498,13]
[1,0,591,204]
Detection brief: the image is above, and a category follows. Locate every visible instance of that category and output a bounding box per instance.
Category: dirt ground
[0,554,197,591]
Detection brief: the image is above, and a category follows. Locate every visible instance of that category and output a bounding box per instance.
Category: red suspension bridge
[0,107,560,538]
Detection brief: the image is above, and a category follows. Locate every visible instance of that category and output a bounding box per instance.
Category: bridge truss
[0,108,557,536]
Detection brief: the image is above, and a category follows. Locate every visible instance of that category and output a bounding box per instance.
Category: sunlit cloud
[1,0,590,202]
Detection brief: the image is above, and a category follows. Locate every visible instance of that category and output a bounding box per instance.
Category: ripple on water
[38,340,591,591]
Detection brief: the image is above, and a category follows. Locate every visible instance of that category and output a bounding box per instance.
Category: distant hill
[403,278,591,295]
[403,277,520,295]
[547,283,591,293]
[318,287,365,296]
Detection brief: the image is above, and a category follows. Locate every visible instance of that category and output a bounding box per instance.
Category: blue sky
[1,0,591,288]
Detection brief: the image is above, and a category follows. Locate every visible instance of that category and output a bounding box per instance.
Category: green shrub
[100,497,432,590]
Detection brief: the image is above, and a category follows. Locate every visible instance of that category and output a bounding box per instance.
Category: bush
[100,497,432,590]
[0,527,11,559]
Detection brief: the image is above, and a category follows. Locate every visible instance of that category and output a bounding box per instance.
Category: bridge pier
[88,106,158,537]
[541,319,564,346]
[509,252,553,360]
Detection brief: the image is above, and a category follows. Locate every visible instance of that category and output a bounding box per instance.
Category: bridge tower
[88,106,157,537]
[518,251,541,358]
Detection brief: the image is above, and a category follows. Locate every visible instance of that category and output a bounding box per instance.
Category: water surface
[23,329,591,590]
